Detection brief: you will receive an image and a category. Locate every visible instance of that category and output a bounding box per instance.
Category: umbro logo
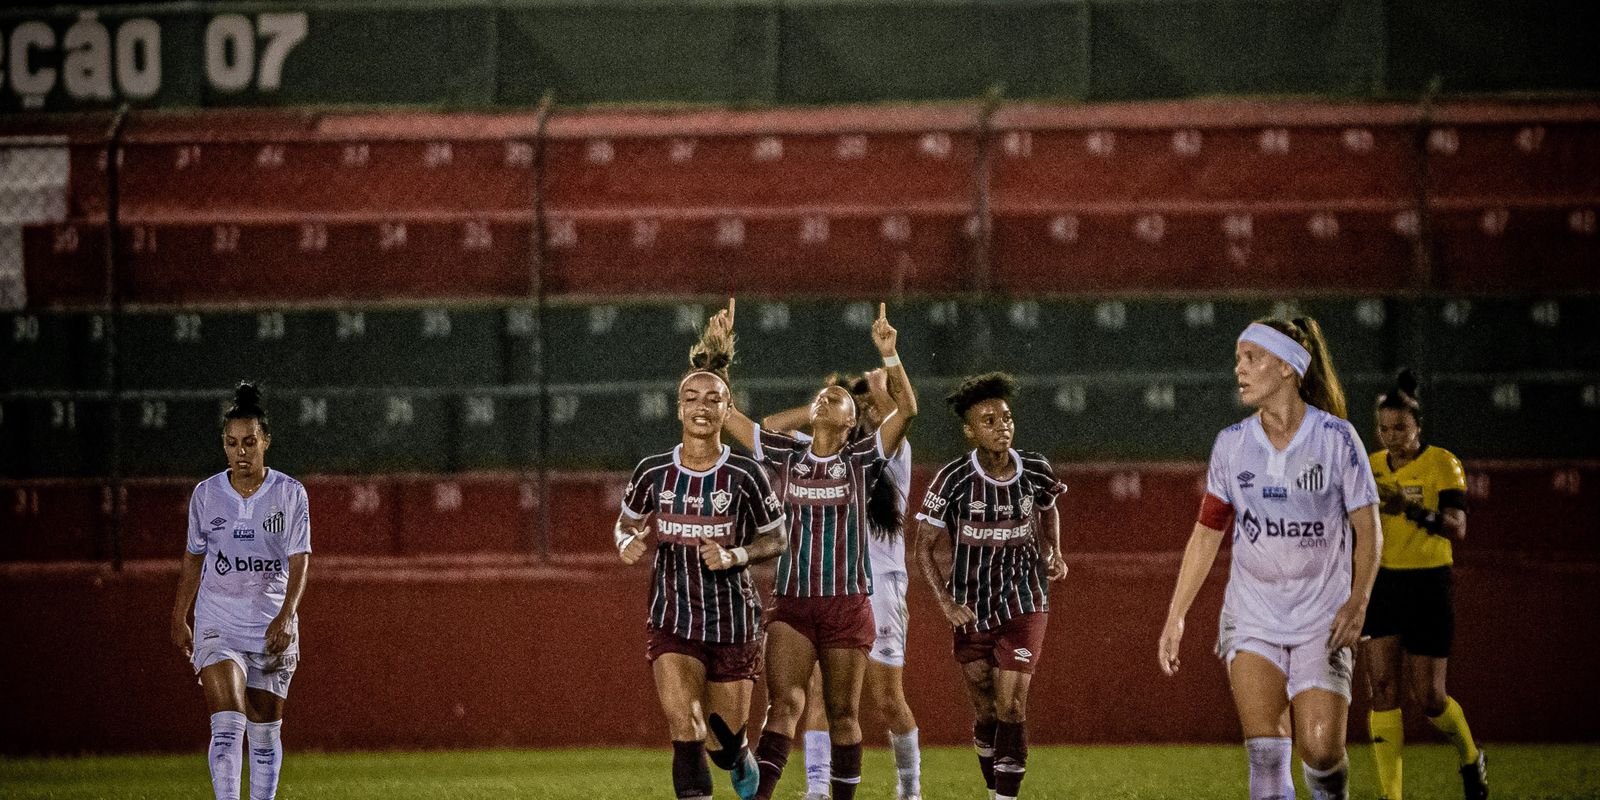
[968,501,987,513]
[658,489,677,504]
[1237,471,1255,489]
[1013,648,1032,662]
[210,517,227,527]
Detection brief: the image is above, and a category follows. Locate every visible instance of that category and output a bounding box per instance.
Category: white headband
[679,370,730,393]
[1238,323,1311,377]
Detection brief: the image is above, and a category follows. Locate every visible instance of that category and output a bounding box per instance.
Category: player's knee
[663,709,705,742]
[1413,684,1447,717]
[993,695,1026,723]
[875,692,907,722]
[1368,676,1400,710]
[1298,740,1344,772]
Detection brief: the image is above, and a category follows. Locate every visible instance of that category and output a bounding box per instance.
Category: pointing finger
[878,302,886,320]
[728,297,736,326]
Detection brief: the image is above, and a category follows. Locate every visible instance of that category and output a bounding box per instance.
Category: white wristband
[614,524,635,553]
[882,354,901,367]
[729,546,749,566]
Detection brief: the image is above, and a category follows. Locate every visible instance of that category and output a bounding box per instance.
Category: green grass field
[2,745,1596,799]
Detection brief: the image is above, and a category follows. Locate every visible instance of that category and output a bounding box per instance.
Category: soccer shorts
[1217,626,1353,702]
[193,645,298,699]
[769,594,875,651]
[1361,565,1454,658]
[646,626,764,683]
[868,571,910,668]
[954,612,1048,674]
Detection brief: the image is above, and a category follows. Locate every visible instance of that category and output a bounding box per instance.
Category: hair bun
[1394,368,1419,398]
[233,381,263,409]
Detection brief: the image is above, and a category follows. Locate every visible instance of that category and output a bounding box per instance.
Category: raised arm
[1157,522,1227,676]
[871,303,918,454]
[698,301,758,449]
[1330,503,1382,650]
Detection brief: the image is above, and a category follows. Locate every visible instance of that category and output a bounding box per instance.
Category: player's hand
[707,298,735,338]
[699,539,736,572]
[171,617,193,659]
[1158,617,1184,676]
[1377,482,1405,515]
[618,526,650,565]
[1328,597,1367,651]
[871,303,898,357]
[938,598,977,627]
[265,613,294,654]
[1045,552,1068,582]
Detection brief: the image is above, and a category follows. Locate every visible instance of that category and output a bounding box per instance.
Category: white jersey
[794,432,911,577]
[186,469,312,654]
[1205,406,1378,645]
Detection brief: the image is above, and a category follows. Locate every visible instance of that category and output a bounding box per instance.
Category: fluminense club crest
[710,489,733,514]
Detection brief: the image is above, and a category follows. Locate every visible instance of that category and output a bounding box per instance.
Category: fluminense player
[1363,369,1486,800]
[767,368,923,800]
[709,300,917,800]
[614,325,789,800]
[170,383,311,800]
[1158,317,1382,800]
[913,372,1067,800]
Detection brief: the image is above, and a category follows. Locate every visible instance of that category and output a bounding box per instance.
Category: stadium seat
[0,482,103,561]
[0,311,109,392]
[393,474,529,554]
[302,476,403,556]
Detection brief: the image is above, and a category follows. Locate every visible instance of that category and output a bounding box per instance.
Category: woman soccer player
[614,335,789,800]
[914,372,1067,800]
[1363,369,1486,800]
[770,370,923,800]
[170,383,311,800]
[1158,318,1382,800]
[705,300,917,800]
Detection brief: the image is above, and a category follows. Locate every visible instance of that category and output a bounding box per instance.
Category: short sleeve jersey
[621,444,785,643]
[1370,445,1468,569]
[186,469,312,654]
[755,425,889,598]
[915,449,1066,633]
[1203,406,1380,645]
[794,430,914,577]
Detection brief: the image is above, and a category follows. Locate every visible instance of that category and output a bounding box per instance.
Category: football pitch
[2,744,1597,799]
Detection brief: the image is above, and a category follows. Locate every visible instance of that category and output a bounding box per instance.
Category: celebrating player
[913,372,1067,800]
[708,300,918,800]
[769,369,923,800]
[1158,318,1382,800]
[614,327,789,800]
[1363,369,1487,800]
[170,383,311,800]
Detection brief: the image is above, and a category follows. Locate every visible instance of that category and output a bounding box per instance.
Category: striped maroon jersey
[916,449,1066,633]
[622,444,785,643]
[756,425,888,598]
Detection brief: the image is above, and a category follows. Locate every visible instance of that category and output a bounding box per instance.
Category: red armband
[1197,492,1234,532]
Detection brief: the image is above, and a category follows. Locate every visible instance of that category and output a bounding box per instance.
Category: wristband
[729,546,750,566]
[882,354,901,367]
[1402,504,1443,534]
[614,523,636,553]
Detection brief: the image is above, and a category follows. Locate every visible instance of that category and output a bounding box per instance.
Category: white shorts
[193,645,299,699]
[1217,630,1353,702]
[869,571,910,668]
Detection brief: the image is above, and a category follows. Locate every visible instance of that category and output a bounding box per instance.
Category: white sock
[1244,736,1294,800]
[890,727,921,796]
[246,720,283,800]
[208,711,247,800]
[803,729,831,796]
[1303,755,1350,800]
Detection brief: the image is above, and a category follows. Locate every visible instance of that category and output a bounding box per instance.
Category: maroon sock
[752,730,791,800]
[974,718,998,791]
[994,720,1028,798]
[671,740,713,799]
[830,742,863,800]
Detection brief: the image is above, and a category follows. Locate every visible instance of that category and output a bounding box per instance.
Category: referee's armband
[1197,493,1234,532]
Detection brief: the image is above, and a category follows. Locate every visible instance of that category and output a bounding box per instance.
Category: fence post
[972,85,1003,294]
[530,91,555,561]
[102,106,130,571]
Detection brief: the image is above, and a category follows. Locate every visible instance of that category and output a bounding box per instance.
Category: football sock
[1244,736,1294,800]
[245,719,282,800]
[993,721,1027,799]
[672,740,713,800]
[1303,754,1350,800]
[1427,696,1480,767]
[803,730,831,795]
[208,711,247,800]
[753,730,791,800]
[890,727,921,797]
[1369,708,1404,799]
[829,742,862,800]
[973,719,998,792]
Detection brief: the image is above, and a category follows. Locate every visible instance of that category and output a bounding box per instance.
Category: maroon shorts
[954,612,1049,674]
[769,594,875,650]
[646,627,763,683]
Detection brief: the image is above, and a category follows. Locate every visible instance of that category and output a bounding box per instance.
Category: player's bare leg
[820,646,867,800]
[1406,653,1485,799]
[653,654,714,800]
[1229,652,1294,800]
[200,661,249,800]
[1363,636,1405,799]
[800,666,831,799]
[990,669,1032,799]
[753,622,818,800]
[865,661,920,799]
[705,678,758,799]
[242,688,286,800]
[958,659,999,797]
[1292,688,1351,800]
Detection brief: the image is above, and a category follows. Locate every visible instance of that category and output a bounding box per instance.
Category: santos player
[614,332,789,800]
[1158,319,1381,800]
[170,383,311,800]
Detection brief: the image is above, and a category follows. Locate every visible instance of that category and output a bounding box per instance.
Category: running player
[614,329,789,800]
[771,369,923,800]
[913,372,1067,800]
[707,301,918,800]
[170,383,310,800]
[1363,369,1486,800]
[1158,318,1382,800]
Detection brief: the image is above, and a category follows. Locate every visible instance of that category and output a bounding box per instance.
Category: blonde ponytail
[1259,317,1348,419]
